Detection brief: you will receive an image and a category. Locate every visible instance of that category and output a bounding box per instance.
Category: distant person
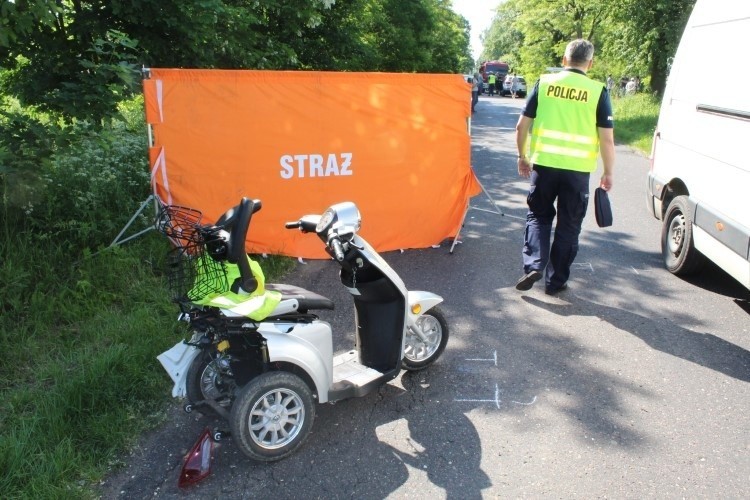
[488,72,497,96]
[625,77,636,95]
[471,73,480,113]
[511,73,520,98]
[606,74,614,94]
[514,38,615,295]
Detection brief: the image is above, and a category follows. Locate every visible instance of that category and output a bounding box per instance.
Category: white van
[647,0,750,290]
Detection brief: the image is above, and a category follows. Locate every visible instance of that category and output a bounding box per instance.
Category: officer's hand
[600,173,613,191]
[517,157,531,178]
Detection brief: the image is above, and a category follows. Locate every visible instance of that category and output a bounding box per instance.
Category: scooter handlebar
[285,216,319,233]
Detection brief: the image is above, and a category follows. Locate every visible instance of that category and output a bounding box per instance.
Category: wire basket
[156,205,204,248]
[157,205,229,303]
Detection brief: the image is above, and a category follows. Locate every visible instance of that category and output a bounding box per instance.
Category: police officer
[488,72,497,96]
[514,39,615,295]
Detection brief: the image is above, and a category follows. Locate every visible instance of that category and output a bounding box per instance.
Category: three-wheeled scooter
[157,197,449,462]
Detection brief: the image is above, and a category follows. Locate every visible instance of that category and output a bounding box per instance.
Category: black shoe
[545,283,568,296]
[515,270,542,291]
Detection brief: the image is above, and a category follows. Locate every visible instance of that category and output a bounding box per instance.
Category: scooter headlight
[315,202,361,234]
[316,208,336,233]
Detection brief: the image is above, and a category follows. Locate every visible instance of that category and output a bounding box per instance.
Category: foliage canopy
[0,0,472,122]
[479,0,696,95]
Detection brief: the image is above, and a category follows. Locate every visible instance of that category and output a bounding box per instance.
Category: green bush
[35,105,150,251]
[1,95,150,251]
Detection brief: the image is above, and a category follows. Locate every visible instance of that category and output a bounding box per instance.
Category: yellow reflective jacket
[529,71,604,172]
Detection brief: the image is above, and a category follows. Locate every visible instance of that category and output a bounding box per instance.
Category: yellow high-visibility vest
[488,74,496,84]
[529,71,604,172]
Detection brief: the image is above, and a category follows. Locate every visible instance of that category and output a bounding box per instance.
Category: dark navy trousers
[523,165,590,290]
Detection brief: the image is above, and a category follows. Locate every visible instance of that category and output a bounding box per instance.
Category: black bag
[594,187,613,227]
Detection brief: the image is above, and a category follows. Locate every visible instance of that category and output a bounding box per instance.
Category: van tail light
[178,427,213,488]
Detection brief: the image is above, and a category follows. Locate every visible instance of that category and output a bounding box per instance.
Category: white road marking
[465,350,497,366]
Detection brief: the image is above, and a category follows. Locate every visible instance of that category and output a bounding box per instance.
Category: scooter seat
[265,283,334,312]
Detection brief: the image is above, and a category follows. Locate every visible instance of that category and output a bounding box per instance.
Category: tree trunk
[649,30,670,96]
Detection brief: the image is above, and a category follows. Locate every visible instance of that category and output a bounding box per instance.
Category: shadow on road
[522,295,750,383]
[281,370,492,500]
[680,259,750,302]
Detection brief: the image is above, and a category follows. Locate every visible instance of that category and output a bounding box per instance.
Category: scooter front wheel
[230,371,315,462]
[402,306,449,371]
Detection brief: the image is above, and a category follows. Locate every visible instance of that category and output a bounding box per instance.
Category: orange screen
[144,69,479,258]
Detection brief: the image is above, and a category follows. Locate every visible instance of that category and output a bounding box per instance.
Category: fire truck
[478,60,510,93]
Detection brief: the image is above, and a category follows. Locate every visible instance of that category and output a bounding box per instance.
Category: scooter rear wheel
[186,349,235,416]
[402,306,449,371]
[230,371,315,462]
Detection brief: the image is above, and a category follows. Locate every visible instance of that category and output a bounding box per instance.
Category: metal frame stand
[110,194,159,247]
[449,173,524,254]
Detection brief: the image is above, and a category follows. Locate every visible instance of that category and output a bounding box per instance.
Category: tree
[291,0,380,71]
[294,0,471,73]
[422,0,473,73]
[515,0,611,79]
[478,0,695,95]
[0,0,59,47]
[1,0,472,122]
[480,2,523,70]
[606,0,695,95]
[0,0,338,121]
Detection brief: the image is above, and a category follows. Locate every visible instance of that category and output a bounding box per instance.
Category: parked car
[502,75,526,97]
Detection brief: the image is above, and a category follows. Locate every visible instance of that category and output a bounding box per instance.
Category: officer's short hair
[565,39,595,65]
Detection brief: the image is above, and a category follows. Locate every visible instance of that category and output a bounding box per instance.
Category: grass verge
[0,232,294,499]
[612,93,661,154]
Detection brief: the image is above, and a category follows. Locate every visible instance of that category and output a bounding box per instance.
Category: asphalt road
[100,94,750,499]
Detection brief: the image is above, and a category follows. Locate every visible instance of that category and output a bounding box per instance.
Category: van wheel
[230,372,315,462]
[402,307,449,371]
[661,195,705,275]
